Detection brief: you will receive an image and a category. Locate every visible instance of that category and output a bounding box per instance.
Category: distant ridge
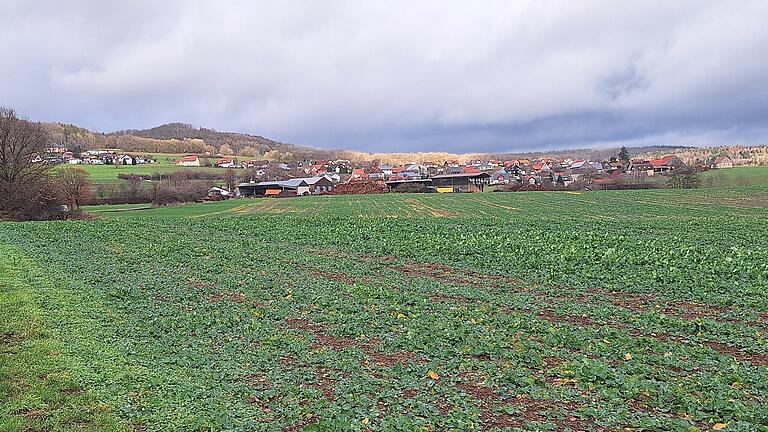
[38,120,765,164]
[110,123,693,161]
[109,122,297,155]
[487,145,691,162]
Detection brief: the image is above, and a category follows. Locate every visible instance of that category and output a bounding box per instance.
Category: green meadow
[3,187,768,431]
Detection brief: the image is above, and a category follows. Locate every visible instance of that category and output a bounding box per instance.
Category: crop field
[2,187,768,431]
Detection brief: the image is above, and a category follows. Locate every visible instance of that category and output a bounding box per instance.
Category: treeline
[41,123,217,154]
[637,145,768,166]
[116,167,290,184]
[110,122,314,160]
[40,122,315,161]
[486,145,687,163]
[38,118,768,167]
[91,176,213,206]
[39,121,536,164]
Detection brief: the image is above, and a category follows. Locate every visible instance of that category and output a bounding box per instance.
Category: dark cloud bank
[2,0,767,153]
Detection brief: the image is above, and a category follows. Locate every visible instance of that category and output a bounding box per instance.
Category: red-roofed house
[176,155,200,167]
[350,168,368,181]
[649,155,685,173]
[304,164,327,175]
[367,166,384,179]
[710,155,733,169]
[216,158,238,168]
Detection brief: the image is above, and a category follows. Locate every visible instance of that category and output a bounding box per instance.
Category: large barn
[429,172,491,192]
[236,176,334,197]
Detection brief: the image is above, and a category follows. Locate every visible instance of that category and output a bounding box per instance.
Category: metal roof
[430,172,491,179]
[237,176,327,188]
[384,179,433,184]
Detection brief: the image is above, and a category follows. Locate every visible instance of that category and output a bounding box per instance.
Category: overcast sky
[2,1,767,153]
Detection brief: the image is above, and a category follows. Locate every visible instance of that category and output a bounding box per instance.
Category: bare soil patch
[208,292,248,304]
[707,341,768,366]
[244,373,271,390]
[368,350,422,367]
[0,331,20,346]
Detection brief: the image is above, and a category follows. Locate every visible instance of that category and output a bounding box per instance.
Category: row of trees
[42,123,217,154]
[91,178,213,206]
[634,146,768,167]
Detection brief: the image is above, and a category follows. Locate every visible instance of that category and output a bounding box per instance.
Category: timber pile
[326,181,388,195]
[516,184,547,192]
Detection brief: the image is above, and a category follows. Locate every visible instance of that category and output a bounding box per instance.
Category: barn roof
[430,172,491,179]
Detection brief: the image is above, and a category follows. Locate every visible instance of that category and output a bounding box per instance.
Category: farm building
[629,155,685,175]
[430,172,490,192]
[384,178,433,192]
[176,155,200,167]
[629,160,656,176]
[236,176,334,197]
[710,155,733,169]
[216,159,238,168]
[649,155,685,173]
[207,187,232,199]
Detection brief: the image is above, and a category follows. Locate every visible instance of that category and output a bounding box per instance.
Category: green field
[58,152,230,184]
[74,164,224,184]
[701,166,768,188]
[2,188,768,431]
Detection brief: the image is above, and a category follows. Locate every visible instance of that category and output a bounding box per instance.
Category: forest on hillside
[42,122,322,161]
[637,146,768,166]
[38,122,768,165]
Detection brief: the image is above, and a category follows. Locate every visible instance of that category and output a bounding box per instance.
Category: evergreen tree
[618,146,630,162]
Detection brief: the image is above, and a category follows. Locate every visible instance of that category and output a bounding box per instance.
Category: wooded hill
[41,122,317,161]
[110,123,302,158]
[635,145,768,166]
[38,121,766,165]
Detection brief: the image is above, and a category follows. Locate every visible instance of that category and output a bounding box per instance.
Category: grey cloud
[1,0,767,152]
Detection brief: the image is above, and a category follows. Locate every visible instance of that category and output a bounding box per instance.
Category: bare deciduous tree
[667,167,702,189]
[0,107,51,218]
[122,177,144,202]
[95,183,110,201]
[56,166,91,210]
[223,168,237,192]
